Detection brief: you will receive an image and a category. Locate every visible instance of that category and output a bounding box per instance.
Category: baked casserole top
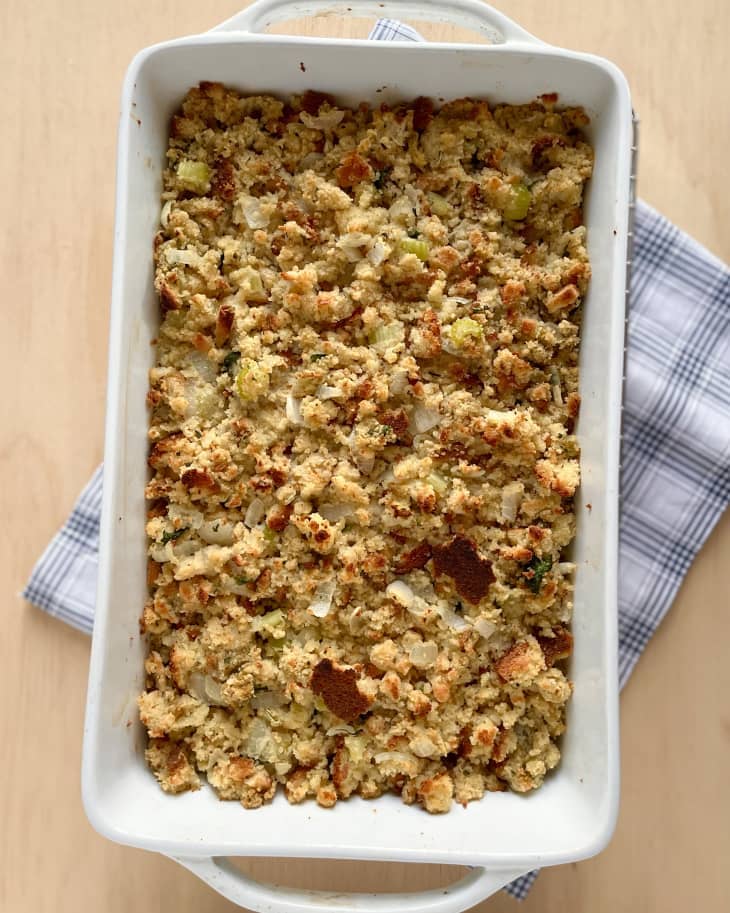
[139,82,591,813]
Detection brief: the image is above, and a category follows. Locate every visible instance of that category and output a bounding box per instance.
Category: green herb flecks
[524,555,553,594]
[160,527,188,545]
[222,350,241,373]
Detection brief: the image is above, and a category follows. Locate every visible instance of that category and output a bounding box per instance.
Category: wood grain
[1,1,728,911]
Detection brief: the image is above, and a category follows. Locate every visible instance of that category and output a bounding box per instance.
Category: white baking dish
[82,1,632,909]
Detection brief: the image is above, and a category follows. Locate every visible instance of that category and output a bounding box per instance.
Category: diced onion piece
[239,194,269,229]
[388,197,415,226]
[400,237,430,261]
[551,368,563,405]
[199,520,235,546]
[308,579,336,617]
[386,580,414,609]
[449,317,483,347]
[503,183,532,221]
[376,467,395,487]
[403,184,419,207]
[168,504,204,529]
[426,472,448,496]
[427,191,451,218]
[186,672,206,702]
[300,109,345,130]
[172,538,198,558]
[188,672,226,706]
[246,717,277,762]
[250,690,287,711]
[317,385,342,401]
[409,734,439,758]
[318,503,353,522]
[176,160,211,194]
[165,248,199,267]
[226,581,250,596]
[344,734,367,764]
[160,200,173,229]
[404,599,429,619]
[286,393,303,425]
[338,232,370,262]
[374,751,413,765]
[440,606,470,631]
[300,152,323,170]
[355,452,375,475]
[440,336,458,356]
[501,481,524,523]
[245,497,265,528]
[237,265,267,302]
[236,358,269,401]
[338,231,371,249]
[369,323,403,349]
[341,245,363,263]
[410,404,440,433]
[367,239,388,267]
[185,350,217,383]
[389,370,409,395]
[409,641,438,668]
[149,543,173,563]
[555,562,576,576]
[474,618,497,639]
[326,723,355,736]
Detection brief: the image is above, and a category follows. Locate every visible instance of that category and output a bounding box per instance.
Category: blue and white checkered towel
[23,18,730,901]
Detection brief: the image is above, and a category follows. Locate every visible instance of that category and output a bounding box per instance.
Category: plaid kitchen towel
[23,18,730,901]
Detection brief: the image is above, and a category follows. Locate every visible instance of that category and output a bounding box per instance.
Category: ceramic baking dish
[82,1,633,909]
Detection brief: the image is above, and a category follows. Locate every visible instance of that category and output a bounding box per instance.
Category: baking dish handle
[173,855,530,912]
[211,0,542,44]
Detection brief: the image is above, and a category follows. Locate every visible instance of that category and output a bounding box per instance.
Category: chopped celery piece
[263,526,278,543]
[252,608,285,637]
[427,192,451,218]
[235,358,269,401]
[400,237,430,261]
[502,183,531,221]
[176,160,211,194]
[449,317,483,347]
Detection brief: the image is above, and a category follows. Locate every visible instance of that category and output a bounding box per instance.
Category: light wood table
[2,1,728,910]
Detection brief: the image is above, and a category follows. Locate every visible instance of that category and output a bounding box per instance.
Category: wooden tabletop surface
[2,1,728,910]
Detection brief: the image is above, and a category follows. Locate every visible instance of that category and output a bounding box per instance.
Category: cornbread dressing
[139,82,591,813]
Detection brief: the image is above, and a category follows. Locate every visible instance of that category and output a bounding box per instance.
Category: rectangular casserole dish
[82,2,633,910]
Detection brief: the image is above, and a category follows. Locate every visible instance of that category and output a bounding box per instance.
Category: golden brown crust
[432,536,495,605]
[311,659,371,722]
[537,627,574,666]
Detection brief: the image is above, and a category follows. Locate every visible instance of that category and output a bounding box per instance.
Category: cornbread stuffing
[139,82,591,813]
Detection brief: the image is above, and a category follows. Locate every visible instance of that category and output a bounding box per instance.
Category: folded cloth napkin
[23,17,730,901]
